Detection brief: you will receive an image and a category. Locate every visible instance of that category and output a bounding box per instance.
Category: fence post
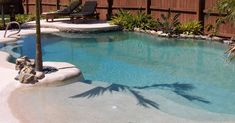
[146,0,151,14]
[56,0,60,10]
[107,0,113,20]
[25,0,29,14]
[40,0,42,14]
[197,0,205,31]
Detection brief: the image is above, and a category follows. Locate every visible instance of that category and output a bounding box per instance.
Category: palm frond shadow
[134,82,210,104]
[70,82,210,110]
[70,83,159,109]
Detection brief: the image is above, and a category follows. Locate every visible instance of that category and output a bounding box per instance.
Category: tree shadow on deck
[70,82,210,110]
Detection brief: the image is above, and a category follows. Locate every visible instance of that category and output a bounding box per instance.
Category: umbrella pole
[1,4,5,28]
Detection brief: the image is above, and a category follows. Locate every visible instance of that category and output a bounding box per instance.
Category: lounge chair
[42,0,82,22]
[70,1,99,23]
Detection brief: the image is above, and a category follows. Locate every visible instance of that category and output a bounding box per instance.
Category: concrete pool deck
[0,21,235,123]
[0,27,83,123]
[22,18,121,33]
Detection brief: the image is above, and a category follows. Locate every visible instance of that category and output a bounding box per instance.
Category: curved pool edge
[1,28,235,123]
[0,51,84,123]
[0,28,84,122]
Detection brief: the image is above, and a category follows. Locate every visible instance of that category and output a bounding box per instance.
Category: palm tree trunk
[35,0,43,71]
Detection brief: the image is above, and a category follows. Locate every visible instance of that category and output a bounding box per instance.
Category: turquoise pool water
[2,32,235,120]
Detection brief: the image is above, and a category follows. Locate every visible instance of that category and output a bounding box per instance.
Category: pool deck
[0,25,83,123]
[22,18,121,33]
[0,20,235,123]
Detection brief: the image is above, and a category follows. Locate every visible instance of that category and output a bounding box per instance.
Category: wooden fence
[23,0,235,37]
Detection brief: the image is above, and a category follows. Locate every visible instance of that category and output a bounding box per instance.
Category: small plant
[15,14,36,24]
[0,20,4,30]
[0,15,35,30]
[133,11,159,30]
[177,21,202,35]
[156,9,181,34]
[109,10,134,30]
[109,10,158,31]
[205,24,219,36]
[0,19,10,30]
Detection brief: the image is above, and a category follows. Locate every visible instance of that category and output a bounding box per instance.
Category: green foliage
[109,10,158,31]
[109,10,133,30]
[0,14,35,30]
[15,14,36,24]
[207,0,235,35]
[0,19,9,30]
[0,21,4,29]
[205,23,219,36]
[156,10,181,34]
[216,0,235,24]
[177,21,202,35]
[132,12,159,30]
[209,0,235,60]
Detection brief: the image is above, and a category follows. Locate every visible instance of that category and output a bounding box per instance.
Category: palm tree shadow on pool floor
[69,82,210,110]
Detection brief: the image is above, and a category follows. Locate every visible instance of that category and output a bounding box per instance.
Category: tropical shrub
[205,24,218,36]
[216,0,235,24]
[206,0,235,35]
[132,11,159,30]
[0,14,35,30]
[109,10,134,30]
[109,10,158,31]
[177,21,202,35]
[213,0,235,60]
[0,20,4,29]
[0,21,4,30]
[15,14,36,24]
[0,19,9,30]
[155,10,181,34]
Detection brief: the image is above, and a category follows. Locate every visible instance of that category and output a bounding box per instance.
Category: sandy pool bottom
[8,80,235,123]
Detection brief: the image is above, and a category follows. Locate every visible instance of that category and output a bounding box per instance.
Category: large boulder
[18,72,38,84]
[15,56,44,84]
[15,56,34,73]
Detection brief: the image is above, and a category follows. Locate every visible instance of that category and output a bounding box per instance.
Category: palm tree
[35,0,43,71]
[216,0,235,24]
[215,0,235,60]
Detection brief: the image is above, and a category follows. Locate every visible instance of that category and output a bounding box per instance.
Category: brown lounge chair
[42,0,82,22]
[70,1,99,23]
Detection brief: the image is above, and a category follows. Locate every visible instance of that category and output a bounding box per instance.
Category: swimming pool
[2,32,235,121]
